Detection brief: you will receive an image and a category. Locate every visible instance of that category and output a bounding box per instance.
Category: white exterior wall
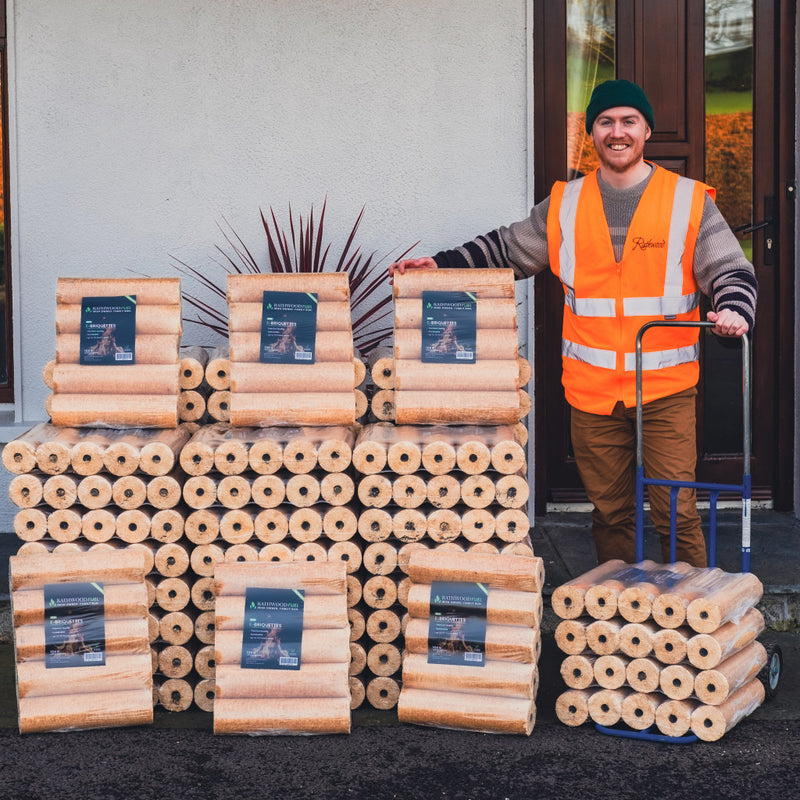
[0,0,534,530]
[5,0,532,422]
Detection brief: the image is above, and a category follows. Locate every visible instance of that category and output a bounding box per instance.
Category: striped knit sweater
[432,166,758,331]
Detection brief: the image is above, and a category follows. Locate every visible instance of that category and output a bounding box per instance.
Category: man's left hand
[706,308,749,337]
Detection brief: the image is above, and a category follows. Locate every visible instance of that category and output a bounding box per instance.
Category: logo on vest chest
[631,237,666,251]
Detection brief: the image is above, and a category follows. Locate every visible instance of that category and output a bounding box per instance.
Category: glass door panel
[566,0,616,179]
[702,0,753,455]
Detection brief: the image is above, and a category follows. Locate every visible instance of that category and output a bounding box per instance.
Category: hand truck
[595,320,782,743]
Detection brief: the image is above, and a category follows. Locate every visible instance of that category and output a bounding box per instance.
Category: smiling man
[389,79,758,568]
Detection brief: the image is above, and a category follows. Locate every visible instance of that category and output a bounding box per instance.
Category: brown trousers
[570,387,707,567]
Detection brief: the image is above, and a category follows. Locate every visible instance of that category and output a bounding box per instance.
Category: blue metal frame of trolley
[598,320,752,744]
[635,321,751,570]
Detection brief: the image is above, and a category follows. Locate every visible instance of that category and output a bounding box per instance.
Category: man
[389,79,757,567]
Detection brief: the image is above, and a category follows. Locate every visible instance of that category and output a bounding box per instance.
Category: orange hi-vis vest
[547,165,713,415]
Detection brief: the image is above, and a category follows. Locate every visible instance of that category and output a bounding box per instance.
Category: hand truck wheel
[758,641,783,700]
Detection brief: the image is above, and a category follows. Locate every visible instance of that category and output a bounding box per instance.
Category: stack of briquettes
[350,268,540,718]
[10,549,153,733]
[176,421,362,712]
[350,421,534,711]
[1,421,217,712]
[46,278,182,428]
[552,560,768,741]
[396,548,544,734]
[369,269,530,425]
[212,561,351,735]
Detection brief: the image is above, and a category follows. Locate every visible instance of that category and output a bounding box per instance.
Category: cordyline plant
[171,200,416,356]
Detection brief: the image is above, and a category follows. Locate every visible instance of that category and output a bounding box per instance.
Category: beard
[595,138,647,174]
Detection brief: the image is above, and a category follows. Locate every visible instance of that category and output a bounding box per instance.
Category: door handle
[733,197,775,266]
[734,218,772,235]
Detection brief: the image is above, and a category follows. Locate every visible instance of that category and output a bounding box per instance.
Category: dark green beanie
[585,79,655,134]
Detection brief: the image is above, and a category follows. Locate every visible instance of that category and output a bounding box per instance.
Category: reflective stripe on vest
[557,178,584,291]
[559,175,700,319]
[564,288,616,317]
[562,340,699,373]
[623,342,700,373]
[561,340,616,370]
[623,292,700,317]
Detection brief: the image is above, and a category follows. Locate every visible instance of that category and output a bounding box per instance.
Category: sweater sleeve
[693,194,758,331]
[431,197,551,280]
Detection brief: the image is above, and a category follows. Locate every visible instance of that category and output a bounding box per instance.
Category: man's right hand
[388,257,438,277]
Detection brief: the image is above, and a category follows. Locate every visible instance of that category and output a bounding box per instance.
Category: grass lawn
[566,55,751,116]
[706,89,752,115]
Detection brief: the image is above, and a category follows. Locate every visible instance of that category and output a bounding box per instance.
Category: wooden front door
[533,0,795,513]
